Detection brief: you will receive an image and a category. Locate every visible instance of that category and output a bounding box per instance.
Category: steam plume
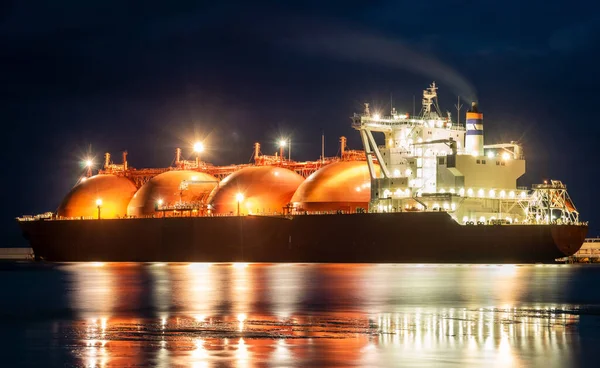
[296,29,477,102]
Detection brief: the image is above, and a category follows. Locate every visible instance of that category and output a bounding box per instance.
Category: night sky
[3,1,600,245]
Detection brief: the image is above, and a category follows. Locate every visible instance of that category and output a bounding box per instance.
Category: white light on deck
[487,151,495,159]
[193,142,204,153]
[373,113,380,121]
[502,152,511,160]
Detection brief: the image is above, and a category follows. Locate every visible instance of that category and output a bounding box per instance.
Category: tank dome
[127,170,218,217]
[291,161,379,212]
[57,174,137,219]
[208,166,304,215]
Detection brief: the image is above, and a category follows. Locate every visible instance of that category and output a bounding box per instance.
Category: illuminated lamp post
[85,159,93,177]
[96,198,102,220]
[236,193,244,216]
[279,139,287,163]
[156,199,163,218]
[193,142,204,167]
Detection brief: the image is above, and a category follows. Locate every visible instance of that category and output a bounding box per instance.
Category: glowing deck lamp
[96,198,102,220]
[193,142,204,153]
[278,139,289,161]
[156,199,164,217]
[85,159,93,177]
[193,141,204,166]
[236,193,245,216]
[502,152,511,160]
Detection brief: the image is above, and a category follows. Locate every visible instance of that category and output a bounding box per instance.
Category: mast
[454,96,463,126]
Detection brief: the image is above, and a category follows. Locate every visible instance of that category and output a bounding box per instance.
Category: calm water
[2,263,600,367]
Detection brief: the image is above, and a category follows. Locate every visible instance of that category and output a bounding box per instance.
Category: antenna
[390,93,393,115]
[412,95,415,116]
[454,96,463,125]
[321,130,325,164]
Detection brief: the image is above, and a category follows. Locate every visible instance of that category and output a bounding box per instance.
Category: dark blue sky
[2,0,600,244]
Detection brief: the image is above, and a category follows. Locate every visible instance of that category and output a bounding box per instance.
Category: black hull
[18,212,588,263]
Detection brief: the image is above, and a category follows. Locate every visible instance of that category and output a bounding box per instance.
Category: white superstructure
[352,82,580,225]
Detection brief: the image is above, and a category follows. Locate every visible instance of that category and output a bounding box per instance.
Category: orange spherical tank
[127,170,218,217]
[57,174,138,219]
[208,166,304,215]
[291,161,379,212]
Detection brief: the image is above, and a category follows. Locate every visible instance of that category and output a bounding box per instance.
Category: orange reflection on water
[60,263,581,367]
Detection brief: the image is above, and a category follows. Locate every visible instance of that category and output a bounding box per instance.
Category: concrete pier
[0,248,34,260]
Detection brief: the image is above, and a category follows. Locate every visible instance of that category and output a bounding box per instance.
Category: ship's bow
[552,225,588,257]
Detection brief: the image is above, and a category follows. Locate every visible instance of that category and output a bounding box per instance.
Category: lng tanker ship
[17,83,588,263]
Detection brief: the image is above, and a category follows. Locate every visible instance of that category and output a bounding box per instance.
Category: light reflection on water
[2,263,600,367]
